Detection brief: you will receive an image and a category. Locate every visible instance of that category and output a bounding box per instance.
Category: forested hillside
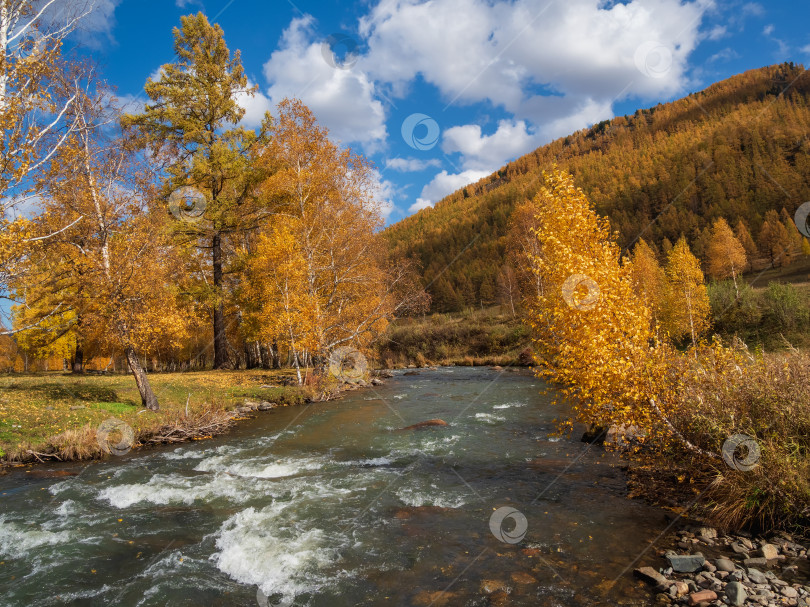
[384,63,810,311]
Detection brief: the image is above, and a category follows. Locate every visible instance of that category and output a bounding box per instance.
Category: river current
[0,367,667,606]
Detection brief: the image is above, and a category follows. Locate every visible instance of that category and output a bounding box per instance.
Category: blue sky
[81,0,810,224]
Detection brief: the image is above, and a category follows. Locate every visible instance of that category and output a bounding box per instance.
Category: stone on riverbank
[725,581,747,606]
[746,568,768,584]
[634,567,669,588]
[687,589,716,605]
[715,557,736,572]
[667,554,706,573]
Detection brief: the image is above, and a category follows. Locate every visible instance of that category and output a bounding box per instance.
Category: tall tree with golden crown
[123,13,269,369]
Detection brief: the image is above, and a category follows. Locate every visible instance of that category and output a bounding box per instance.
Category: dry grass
[375,306,531,368]
[656,344,810,532]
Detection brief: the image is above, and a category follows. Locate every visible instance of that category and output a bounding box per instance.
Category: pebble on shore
[634,526,809,607]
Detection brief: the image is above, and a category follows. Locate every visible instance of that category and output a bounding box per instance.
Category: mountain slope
[384,63,810,312]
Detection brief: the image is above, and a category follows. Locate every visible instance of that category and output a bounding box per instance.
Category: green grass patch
[0,369,304,461]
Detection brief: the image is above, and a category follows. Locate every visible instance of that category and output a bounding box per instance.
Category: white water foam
[395,486,466,508]
[474,412,506,423]
[212,505,344,605]
[493,401,527,410]
[193,455,323,479]
[0,515,72,556]
[97,472,261,508]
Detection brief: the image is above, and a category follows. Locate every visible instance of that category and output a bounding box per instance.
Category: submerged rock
[397,419,448,431]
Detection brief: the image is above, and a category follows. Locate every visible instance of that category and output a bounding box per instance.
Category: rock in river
[397,419,448,431]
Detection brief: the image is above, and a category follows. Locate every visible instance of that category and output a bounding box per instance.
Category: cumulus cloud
[410,169,489,212]
[360,0,709,115]
[442,119,538,171]
[261,0,714,215]
[262,16,387,152]
[235,81,273,129]
[408,198,434,213]
[385,157,442,172]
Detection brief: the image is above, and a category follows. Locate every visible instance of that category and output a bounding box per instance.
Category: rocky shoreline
[635,526,809,606]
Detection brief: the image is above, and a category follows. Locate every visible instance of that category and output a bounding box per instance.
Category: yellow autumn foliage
[526,168,663,436]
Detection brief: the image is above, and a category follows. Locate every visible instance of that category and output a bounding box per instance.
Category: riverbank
[633,523,810,606]
[0,369,305,465]
[375,306,533,368]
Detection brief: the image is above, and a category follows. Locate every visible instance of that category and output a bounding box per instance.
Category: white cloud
[708,47,740,63]
[763,24,775,36]
[371,169,397,219]
[409,198,434,213]
[360,0,710,117]
[801,44,810,56]
[30,0,122,48]
[385,157,442,172]
[262,16,387,152]
[115,93,146,115]
[707,25,727,40]
[442,119,538,171]
[236,80,273,129]
[742,3,764,16]
[411,169,489,212]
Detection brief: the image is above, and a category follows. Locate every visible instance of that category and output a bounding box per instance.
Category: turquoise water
[0,367,665,606]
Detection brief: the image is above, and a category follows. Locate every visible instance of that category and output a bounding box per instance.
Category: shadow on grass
[2,382,121,403]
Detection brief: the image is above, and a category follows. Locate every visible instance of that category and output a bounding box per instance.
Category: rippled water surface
[0,367,667,606]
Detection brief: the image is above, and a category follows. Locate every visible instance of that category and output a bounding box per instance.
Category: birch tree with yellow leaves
[0,0,94,302]
[706,217,747,296]
[661,237,711,347]
[242,99,427,381]
[526,168,659,434]
[13,91,190,408]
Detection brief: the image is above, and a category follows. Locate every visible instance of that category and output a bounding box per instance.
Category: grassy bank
[375,306,532,368]
[0,370,304,464]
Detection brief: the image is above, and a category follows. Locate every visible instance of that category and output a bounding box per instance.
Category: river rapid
[0,367,668,606]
